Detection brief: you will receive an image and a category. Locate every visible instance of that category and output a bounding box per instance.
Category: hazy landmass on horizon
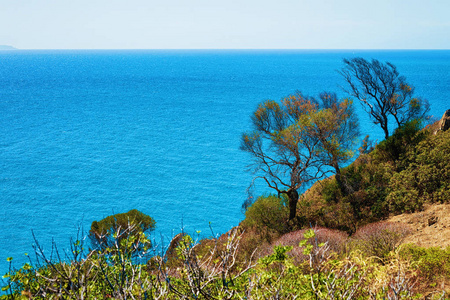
[0,45,16,50]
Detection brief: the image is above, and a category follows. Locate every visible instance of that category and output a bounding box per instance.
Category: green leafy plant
[242,194,289,237]
[400,244,450,282]
[89,209,155,254]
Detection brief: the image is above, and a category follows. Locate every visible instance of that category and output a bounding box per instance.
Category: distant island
[0,45,17,50]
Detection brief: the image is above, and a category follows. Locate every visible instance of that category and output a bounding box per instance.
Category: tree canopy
[89,209,156,253]
[309,92,360,194]
[340,57,429,140]
[241,92,359,221]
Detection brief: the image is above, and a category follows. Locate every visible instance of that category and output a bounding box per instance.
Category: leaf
[299,239,308,247]
[303,229,315,239]
[302,244,313,255]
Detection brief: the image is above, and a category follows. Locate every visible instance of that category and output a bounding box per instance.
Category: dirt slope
[388,203,450,248]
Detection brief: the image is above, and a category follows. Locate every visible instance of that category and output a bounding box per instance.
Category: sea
[0,50,449,275]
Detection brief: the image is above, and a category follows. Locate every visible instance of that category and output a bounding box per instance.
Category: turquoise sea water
[0,50,449,274]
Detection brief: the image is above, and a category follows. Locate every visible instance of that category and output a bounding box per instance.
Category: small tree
[89,209,156,254]
[241,92,359,221]
[340,57,429,140]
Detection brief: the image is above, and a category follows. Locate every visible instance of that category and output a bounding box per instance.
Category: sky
[0,0,449,49]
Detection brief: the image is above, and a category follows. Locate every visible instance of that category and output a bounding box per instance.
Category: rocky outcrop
[164,232,186,260]
[439,109,450,132]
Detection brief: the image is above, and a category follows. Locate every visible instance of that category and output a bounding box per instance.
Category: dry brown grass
[388,203,450,248]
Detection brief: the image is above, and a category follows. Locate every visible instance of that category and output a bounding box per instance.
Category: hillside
[389,203,450,248]
[279,118,450,235]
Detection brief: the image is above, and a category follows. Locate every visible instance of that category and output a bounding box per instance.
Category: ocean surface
[0,50,449,274]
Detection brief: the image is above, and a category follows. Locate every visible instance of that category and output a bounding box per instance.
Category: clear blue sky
[1,0,449,49]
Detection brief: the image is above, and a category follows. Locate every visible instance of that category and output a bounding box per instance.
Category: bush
[352,221,412,260]
[296,180,358,233]
[375,119,426,165]
[242,194,289,236]
[387,129,450,212]
[399,244,450,282]
[1,227,156,299]
[89,209,156,253]
[3,225,447,299]
[385,184,423,213]
[295,123,448,232]
[237,227,271,262]
[321,178,342,203]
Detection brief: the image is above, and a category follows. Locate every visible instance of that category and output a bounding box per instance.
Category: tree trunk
[334,164,353,196]
[381,116,390,140]
[287,189,299,221]
[334,166,346,196]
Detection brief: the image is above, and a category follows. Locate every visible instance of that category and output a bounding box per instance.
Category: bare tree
[340,57,429,140]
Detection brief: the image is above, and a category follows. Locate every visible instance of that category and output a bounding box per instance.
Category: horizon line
[2,48,450,51]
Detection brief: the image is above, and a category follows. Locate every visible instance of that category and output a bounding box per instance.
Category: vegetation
[307,92,360,195]
[2,228,448,299]
[89,209,156,254]
[352,221,412,260]
[241,194,290,238]
[2,58,449,298]
[340,57,430,139]
[241,92,359,221]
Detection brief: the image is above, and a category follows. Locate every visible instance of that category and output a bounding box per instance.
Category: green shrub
[242,194,289,236]
[89,209,155,253]
[321,178,342,203]
[387,129,450,211]
[399,244,450,282]
[340,157,394,222]
[386,184,423,213]
[375,119,426,165]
